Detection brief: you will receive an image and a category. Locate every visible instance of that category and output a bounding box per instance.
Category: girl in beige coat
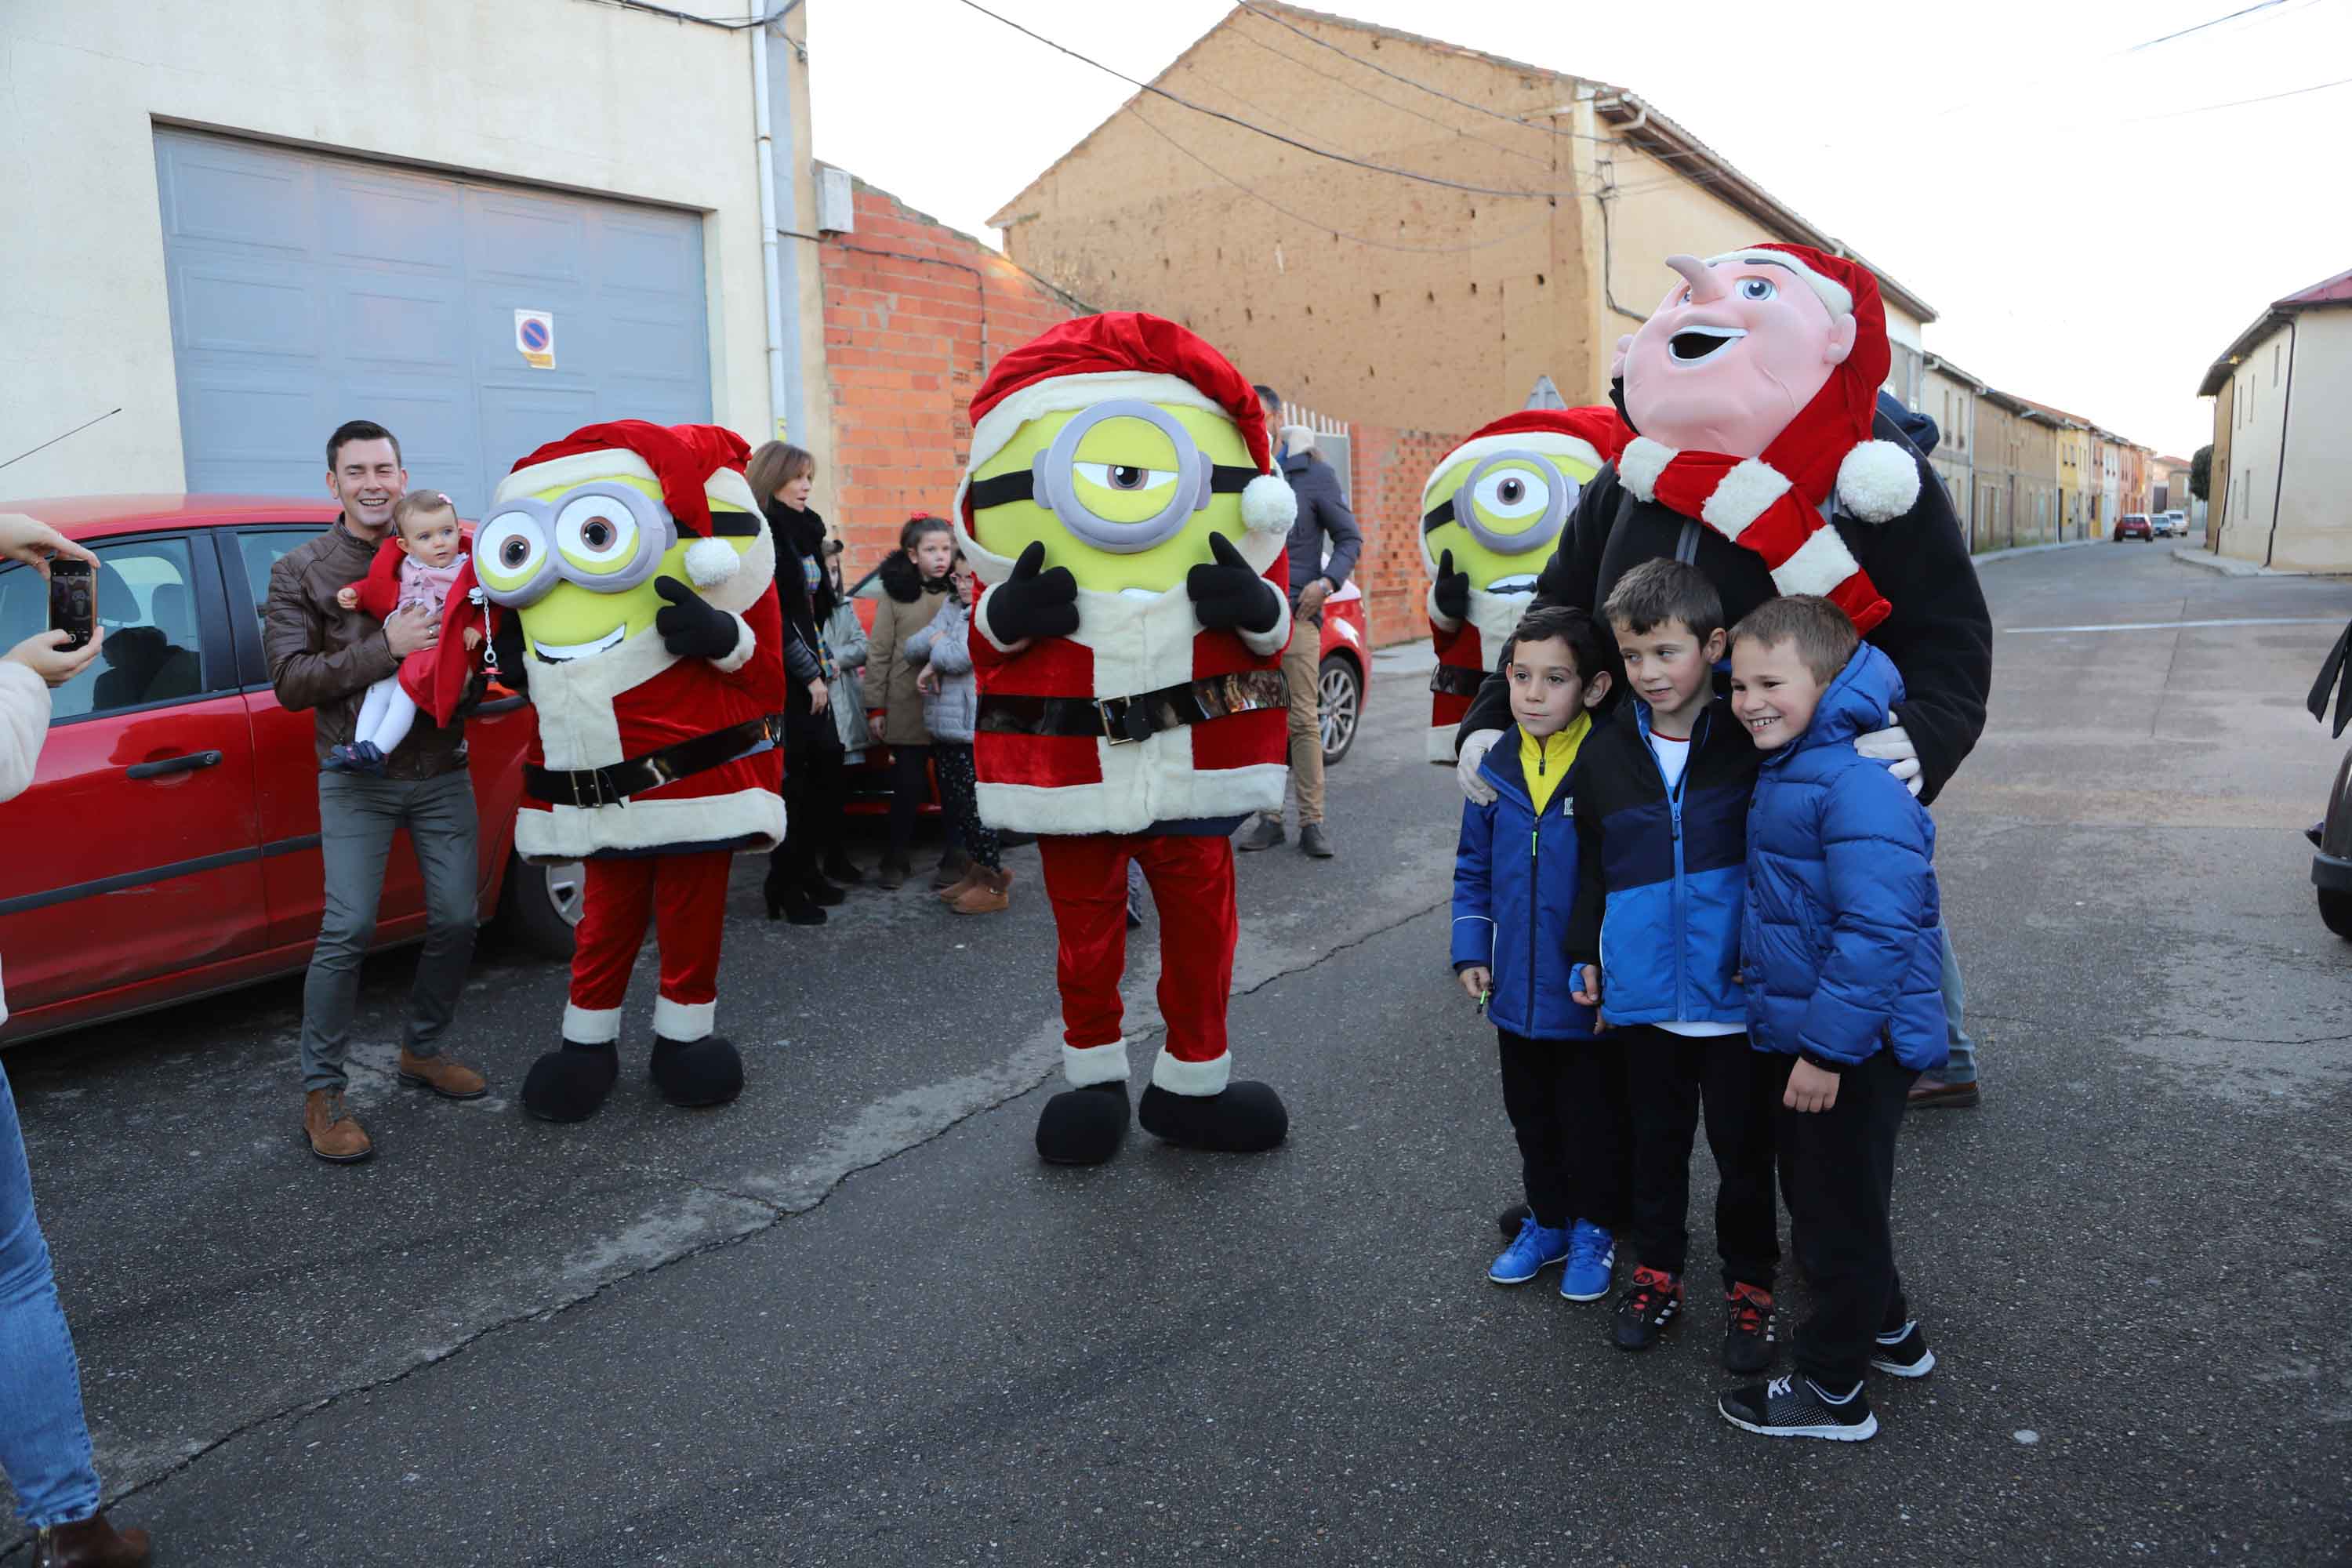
[864,515,957,888]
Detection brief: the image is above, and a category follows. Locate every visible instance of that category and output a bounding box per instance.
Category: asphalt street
[4,537,2350,1566]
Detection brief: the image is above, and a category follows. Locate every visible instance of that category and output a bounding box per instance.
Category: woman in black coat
[749,441,847,925]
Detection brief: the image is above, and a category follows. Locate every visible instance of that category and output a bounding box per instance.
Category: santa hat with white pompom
[954,311,1298,561]
[495,419,771,599]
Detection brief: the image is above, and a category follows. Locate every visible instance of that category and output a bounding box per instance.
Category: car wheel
[499,854,584,960]
[2321,889,2352,942]
[1318,655,1362,766]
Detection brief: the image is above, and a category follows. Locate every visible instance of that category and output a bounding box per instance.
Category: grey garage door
[154,129,711,516]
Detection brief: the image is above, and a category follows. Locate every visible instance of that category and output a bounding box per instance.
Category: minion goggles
[963,400,1266,555]
[1421,450,1581,557]
[474,483,757,608]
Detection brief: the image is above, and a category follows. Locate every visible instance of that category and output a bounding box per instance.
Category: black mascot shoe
[648,1033,744,1109]
[523,1040,620,1123]
[1138,1080,1288,1152]
[1498,1202,1534,1243]
[1036,1080,1131,1166]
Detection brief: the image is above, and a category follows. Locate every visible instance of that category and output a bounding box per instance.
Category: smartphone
[48,557,96,651]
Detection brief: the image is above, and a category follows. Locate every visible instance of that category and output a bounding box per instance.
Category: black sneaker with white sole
[1868,1319,1936,1377]
[1612,1266,1682,1351]
[1718,1374,1878,1441]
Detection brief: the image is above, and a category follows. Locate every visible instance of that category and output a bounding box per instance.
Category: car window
[233,527,330,619]
[0,536,214,722]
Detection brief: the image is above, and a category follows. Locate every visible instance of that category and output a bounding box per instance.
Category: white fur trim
[685,535,741,587]
[1063,1038,1131,1087]
[525,626,679,770]
[1424,582,1461,633]
[1240,472,1296,535]
[701,527,775,618]
[652,996,717,1042]
[1238,586,1291,659]
[710,612,756,675]
[1466,590,1526,655]
[516,786,786,861]
[1771,526,1865,599]
[1151,1047,1232,1098]
[976,755,1287,837]
[1279,423,1316,456]
[1704,247,1853,319]
[1700,459,1794,542]
[1617,437,1676,502]
[1835,441,1921,524]
[562,1003,622,1045]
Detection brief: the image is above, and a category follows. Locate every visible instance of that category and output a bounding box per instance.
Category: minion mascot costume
[424,421,785,1123]
[955,314,1298,1165]
[1420,408,1629,763]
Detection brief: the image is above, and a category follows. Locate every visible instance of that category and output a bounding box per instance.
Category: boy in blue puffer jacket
[1718,594,1947,1444]
[1450,606,1625,1302]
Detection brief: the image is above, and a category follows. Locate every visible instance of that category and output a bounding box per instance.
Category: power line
[1125,101,1556,255]
[2125,71,2352,118]
[953,0,1585,201]
[2118,0,2286,52]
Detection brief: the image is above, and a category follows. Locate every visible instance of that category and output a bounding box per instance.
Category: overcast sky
[808,0,2352,459]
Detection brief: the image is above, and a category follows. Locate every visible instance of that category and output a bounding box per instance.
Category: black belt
[978,670,1289,746]
[1429,664,1485,697]
[525,713,783,809]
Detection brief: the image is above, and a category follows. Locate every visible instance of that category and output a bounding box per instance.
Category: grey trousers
[299,769,479,1093]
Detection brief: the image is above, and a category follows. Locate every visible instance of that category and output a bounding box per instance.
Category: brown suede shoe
[935,866,982,904]
[932,847,972,889]
[35,1511,152,1566]
[397,1048,488,1100]
[951,865,1012,914]
[1907,1074,1981,1109]
[304,1089,374,1163]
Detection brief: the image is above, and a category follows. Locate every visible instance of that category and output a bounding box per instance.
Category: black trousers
[1769,1047,1919,1391]
[1496,1029,1628,1232]
[885,742,934,862]
[930,742,999,871]
[1624,1025,1780,1291]
[772,720,844,890]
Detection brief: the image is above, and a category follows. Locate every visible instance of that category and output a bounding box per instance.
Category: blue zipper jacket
[1450,724,1597,1040]
[1566,695,1757,1028]
[1741,643,1947,1071]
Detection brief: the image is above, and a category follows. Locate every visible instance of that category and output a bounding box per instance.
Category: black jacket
[1279,448,1363,610]
[1457,408,1992,805]
[763,500,832,724]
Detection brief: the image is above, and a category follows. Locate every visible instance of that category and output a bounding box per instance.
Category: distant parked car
[2158,510,2188,537]
[2114,514,2155,542]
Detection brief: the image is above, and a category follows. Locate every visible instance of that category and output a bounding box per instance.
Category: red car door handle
[125,750,223,780]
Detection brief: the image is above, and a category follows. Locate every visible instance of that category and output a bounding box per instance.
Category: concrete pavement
[4,539,2350,1565]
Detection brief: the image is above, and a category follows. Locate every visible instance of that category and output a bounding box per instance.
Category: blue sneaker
[1560,1221,1616,1301]
[1488,1215,1570,1285]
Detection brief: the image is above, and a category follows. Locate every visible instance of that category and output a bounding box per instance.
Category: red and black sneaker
[1613,1265,1682,1352]
[1722,1282,1777,1374]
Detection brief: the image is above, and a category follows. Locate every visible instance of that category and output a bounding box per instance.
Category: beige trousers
[1270,615,1324,826]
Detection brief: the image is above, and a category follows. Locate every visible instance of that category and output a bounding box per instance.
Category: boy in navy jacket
[1567,560,1780,1374]
[1719,594,1947,1443]
[1450,606,1625,1302]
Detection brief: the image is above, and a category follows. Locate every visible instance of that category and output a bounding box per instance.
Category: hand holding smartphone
[47,557,96,651]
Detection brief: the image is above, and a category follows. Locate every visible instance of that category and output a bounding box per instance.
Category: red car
[0,496,578,1047]
[2114,514,2155,542]
[839,569,1373,812]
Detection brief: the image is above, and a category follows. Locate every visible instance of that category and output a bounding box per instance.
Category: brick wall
[818,176,1087,573]
[1341,421,1465,649]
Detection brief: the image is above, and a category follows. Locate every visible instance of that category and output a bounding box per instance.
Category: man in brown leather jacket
[264,420,488,1163]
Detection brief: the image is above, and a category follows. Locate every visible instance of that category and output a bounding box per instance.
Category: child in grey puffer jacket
[905,562,1007,913]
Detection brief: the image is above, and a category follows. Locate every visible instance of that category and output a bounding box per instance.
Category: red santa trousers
[562,851,734,1045]
[1037,833,1240,1096]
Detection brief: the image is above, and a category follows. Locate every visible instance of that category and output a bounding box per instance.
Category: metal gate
[154,129,712,514]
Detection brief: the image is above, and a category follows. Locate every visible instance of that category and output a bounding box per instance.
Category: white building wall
[2214,320,2295,566]
[0,0,808,502]
[2268,310,2352,572]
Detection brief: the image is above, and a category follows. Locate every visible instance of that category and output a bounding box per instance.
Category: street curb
[2169,544,2286,578]
[1969,538,2101,568]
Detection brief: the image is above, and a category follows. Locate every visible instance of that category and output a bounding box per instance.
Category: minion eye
[556,495,641,568]
[1473,467,1552,522]
[1739,277,1777,302]
[1073,461,1175,495]
[478,512,547,583]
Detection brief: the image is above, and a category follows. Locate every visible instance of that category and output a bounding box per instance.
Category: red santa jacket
[964,543,1293,836]
[512,584,786,861]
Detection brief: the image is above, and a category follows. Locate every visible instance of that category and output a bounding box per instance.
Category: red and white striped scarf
[1615,434,1916,636]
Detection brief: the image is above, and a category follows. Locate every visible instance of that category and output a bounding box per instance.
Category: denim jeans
[300,769,479,1094]
[0,1055,102,1529]
[1939,925,1978,1084]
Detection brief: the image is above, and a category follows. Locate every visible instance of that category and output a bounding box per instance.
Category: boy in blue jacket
[1568,560,1779,1374]
[1719,594,1947,1443]
[1450,606,1624,1301]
